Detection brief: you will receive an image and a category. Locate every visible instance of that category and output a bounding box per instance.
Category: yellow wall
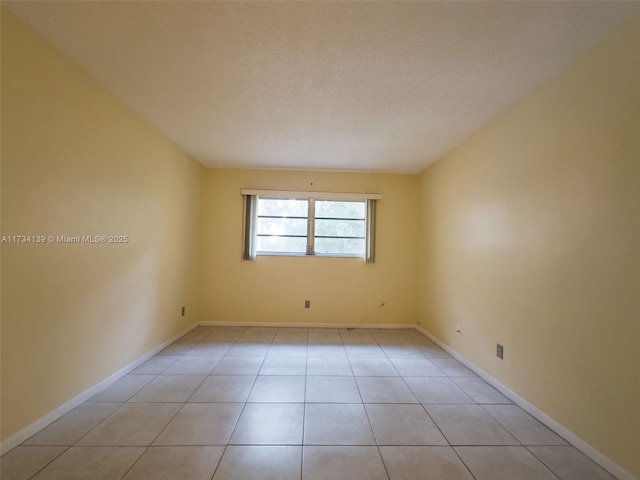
[199,168,420,326]
[1,10,203,441]
[417,16,640,477]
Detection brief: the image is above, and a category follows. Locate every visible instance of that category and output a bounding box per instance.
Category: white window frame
[242,189,380,263]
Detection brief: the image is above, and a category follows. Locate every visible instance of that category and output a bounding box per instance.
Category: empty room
[1,2,638,480]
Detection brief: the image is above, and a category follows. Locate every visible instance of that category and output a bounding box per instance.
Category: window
[242,190,379,262]
[256,198,308,254]
[313,200,366,255]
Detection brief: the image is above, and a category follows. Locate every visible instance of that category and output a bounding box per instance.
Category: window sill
[256,252,365,259]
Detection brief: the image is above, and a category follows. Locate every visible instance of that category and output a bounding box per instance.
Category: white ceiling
[6,1,639,174]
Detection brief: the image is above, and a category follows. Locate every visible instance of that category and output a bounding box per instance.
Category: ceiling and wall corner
[4,1,639,173]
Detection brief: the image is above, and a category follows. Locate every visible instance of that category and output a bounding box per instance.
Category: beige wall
[1,10,203,441]
[199,168,420,326]
[417,16,640,477]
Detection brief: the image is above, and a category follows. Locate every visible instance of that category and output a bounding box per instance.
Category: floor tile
[305,376,361,403]
[0,446,66,480]
[267,344,308,357]
[259,356,307,375]
[25,403,121,446]
[306,356,351,375]
[415,344,451,358]
[303,404,375,445]
[371,332,410,345]
[340,330,376,343]
[306,344,347,358]
[366,404,448,445]
[303,446,388,480]
[308,329,342,344]
[189,375,256,402]
[227,342,271,356]
[344,345,386,357]
[90,375,156,402]
[452,378,512,404]
[400,331,432,343]
[163,356,222,375]
[430,359,477,377]
[213,446,302,480]
[180,330,211,342]
[32,446,145,480]
[123,446,223,480]
[8,327,587,480]
[159,342,196,355]
[380,345,423,357]
[229,403,304,445]
[202,331,244,342]
[355,377,418,403]
[389,357,445,377]
[341,329,376,339]
[482,405,567,445]
[349,357,398,376]
[404,377,474,404]
[131,355,179,374]
[238,330,277,343]
[212,356,264,375]
[244,326,279,334]
[185,343,233,356]
[154,403,243,445]
[528,446,616,480]
[77,403,181,446]
[425,405,519,446]
[128,374,206,402]
[455,446,557,480]
[380,446,475,480]
[248,376,306,402]
[273,328,309,344]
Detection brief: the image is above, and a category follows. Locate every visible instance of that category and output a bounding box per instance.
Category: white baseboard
[199,321,416,329]
[0,322,198,455]
[415,326,637,480]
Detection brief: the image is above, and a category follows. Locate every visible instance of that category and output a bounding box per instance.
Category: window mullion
[307,198,316,255]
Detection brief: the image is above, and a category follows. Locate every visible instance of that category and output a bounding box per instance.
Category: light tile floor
[1,327,617,480]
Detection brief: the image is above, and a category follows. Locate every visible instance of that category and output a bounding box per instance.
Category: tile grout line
[24,446,71,480]
[350,364,392,480]
[64,400,130,447]
[205,326,271,480]
[117,446,149,480]
[525,446,577,480]
[300,330,308,480]
[353,332,392,480]
[450,446,480,480]
[208,444,228,480]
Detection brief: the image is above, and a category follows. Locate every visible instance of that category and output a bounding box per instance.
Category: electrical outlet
[497,344,504,359]
[304,300,310,309]
[181,306,185,316]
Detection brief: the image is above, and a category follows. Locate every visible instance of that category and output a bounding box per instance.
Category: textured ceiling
[5,1,639,173]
